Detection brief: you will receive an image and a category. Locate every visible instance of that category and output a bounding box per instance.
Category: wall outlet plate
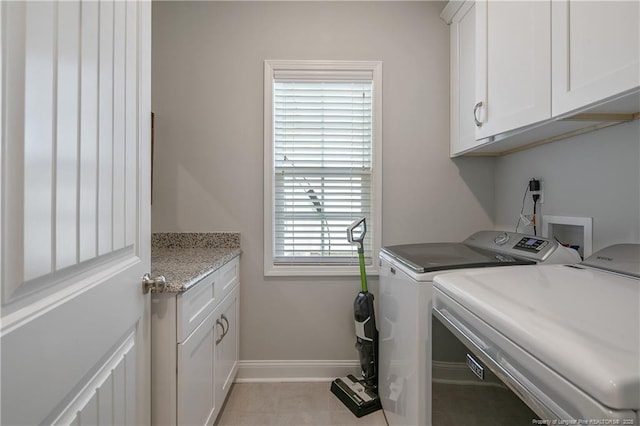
[536,188,544,204]
[533,180,543,204]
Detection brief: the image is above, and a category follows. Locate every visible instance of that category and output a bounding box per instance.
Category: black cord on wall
[516,179,541,235]
[532,194,540,235]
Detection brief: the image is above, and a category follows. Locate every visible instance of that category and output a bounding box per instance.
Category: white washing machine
[432,244,640,424]
[378,230,581,426]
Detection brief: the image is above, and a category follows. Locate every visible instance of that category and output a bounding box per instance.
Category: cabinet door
[178,311,216,426]
[552,1,640,116]
[475,0,551,139]
[450,1,480,156]
[214,285,239,414]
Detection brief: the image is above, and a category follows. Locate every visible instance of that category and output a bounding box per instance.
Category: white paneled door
[1,1,152,424]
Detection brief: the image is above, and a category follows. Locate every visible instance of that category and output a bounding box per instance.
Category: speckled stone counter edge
[152,232,240,249]
[151,233,241,293]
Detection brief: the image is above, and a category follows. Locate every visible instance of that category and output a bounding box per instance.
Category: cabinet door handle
[215,319,225,345]
[473,101,484,127]
[221,314,230,339]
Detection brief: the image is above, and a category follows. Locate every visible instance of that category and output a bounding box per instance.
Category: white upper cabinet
[552,0,640,116]
[448,1,482,156]
[442,0,639,156]
[474,0,551,139]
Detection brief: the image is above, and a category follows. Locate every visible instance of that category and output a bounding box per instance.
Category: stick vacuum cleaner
[330,217,383,418]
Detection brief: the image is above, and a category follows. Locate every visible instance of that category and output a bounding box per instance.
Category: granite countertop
[151,233,241,293]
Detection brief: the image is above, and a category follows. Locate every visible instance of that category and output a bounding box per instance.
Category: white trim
[273,69,373,81]
[235,360,359,383]
[266,59,382,73]
[439,0,466,25]
[263,60,383,277]
[262,266,379,278]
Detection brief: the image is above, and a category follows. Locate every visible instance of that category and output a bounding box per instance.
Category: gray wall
[494,120,640,252]
[151,1,495,362]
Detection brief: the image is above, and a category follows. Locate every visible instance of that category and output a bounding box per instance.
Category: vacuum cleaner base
[330,374,382,418]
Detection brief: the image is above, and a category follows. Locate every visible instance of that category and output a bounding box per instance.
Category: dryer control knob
[494,233,510,246]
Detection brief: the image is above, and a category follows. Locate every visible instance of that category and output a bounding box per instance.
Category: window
[264,60,382,276]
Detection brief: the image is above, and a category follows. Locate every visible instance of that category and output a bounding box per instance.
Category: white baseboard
[235,360,360,383]
[235,360,504,386]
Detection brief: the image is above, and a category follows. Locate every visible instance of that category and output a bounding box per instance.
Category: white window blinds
[273,80,373,265]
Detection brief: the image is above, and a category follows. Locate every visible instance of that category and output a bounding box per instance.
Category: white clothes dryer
[378,231,580,426]
[432,244,640,424]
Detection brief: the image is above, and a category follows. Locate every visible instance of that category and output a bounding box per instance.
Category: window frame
[263,60,382,277]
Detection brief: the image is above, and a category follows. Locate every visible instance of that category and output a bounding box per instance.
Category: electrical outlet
[537,181,544,204]
[530,178,544,204]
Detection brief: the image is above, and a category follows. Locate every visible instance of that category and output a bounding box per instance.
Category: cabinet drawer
[215,257,239,305]
[177,272,217,342]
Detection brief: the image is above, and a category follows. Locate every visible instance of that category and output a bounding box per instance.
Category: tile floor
[216,382,388,426]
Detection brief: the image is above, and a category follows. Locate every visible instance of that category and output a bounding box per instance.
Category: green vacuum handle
[347,217,367,253]
[347,217,368,293]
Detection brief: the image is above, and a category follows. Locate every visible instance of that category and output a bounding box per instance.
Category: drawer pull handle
[216,314,230,345]
[215,319,225,345]
[221,314,230,339]
[474,101,484,127]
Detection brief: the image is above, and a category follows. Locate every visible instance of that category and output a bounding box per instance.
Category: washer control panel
[513,237,549,253]
[464,230,581,264]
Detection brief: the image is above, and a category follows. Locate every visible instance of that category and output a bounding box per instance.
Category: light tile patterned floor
[216,382,388,426]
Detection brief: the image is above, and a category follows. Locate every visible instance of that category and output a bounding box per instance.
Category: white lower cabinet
[178,311,217,426]
[214,285,239,413]
[152,256,240,426]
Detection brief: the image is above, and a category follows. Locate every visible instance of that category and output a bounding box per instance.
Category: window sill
[264,264,380,278]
